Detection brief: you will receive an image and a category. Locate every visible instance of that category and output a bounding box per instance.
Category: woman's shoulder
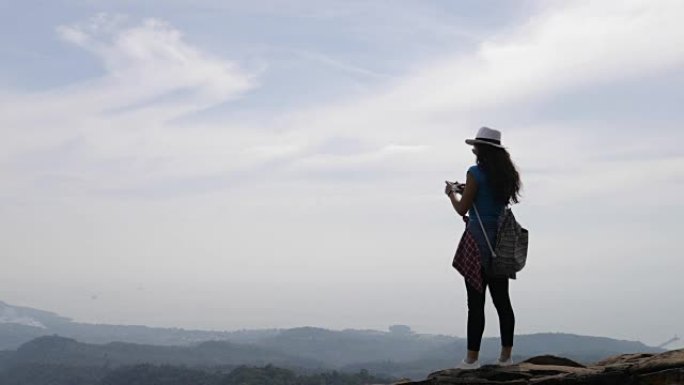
[467,164,482,179]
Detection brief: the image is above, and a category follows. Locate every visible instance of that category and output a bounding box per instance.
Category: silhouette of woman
[445,126,521,369]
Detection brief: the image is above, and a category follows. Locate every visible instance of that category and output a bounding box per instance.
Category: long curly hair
[474,144,521,204]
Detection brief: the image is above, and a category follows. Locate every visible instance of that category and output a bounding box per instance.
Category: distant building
[388,324,412,335]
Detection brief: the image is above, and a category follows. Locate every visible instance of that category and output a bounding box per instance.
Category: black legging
[465,272,515,351]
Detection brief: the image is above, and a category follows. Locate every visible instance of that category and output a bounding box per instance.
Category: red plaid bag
[452,229,484,293]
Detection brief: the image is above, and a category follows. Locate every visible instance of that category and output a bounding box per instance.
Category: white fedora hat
[465,126,505,148]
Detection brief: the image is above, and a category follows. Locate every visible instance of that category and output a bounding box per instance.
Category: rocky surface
[392,348,684,385]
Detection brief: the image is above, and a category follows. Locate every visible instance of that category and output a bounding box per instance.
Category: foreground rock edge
[391,348,684,385]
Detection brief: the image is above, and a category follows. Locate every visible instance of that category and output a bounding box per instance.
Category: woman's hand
[447,173,477,216]
[444,181,455,196]
[445,181,465,196]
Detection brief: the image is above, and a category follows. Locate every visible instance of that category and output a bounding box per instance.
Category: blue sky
[1,0,683,348]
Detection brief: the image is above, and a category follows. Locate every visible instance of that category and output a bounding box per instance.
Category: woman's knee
[492,297,514,315]
[466,293,486,311]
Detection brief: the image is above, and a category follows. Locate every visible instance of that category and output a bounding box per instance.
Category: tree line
[0,363,394,385]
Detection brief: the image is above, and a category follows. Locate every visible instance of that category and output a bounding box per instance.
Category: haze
[1,0,682,348]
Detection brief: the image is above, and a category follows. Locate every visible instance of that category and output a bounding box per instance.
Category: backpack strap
[472,204,497,259]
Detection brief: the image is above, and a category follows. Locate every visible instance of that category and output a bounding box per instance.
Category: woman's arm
[447,172,477,216]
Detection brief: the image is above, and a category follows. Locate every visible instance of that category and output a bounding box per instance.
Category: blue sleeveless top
[465,164,512,278]
[467,165,505,222]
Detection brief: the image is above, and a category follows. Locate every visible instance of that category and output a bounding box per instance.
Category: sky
[1,0,683,348]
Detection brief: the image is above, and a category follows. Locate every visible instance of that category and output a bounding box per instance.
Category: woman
[445,126,521,369]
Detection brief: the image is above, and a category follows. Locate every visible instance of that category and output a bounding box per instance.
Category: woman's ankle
[499,346,513,361]
[466,350,480,363]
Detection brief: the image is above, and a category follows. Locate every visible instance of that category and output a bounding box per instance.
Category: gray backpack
[473,205,529,276]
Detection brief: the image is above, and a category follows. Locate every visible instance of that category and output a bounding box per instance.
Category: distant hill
[0,301,70,329]
[249,326,457,366]
[1,335,322,371]
[0,300,667,379]
[0,301,251,349]
[0,332,665,380]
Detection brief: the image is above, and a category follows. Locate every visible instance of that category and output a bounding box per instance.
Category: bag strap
[472,204,497,258]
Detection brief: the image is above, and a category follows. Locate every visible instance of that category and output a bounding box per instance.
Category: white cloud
[55,14,254,109]
[388,0,684,113]
[8,2,683,204]
[1,14,256,198]
[263,0,684,206]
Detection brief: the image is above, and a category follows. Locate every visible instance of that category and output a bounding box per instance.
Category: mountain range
[0,300,666,379]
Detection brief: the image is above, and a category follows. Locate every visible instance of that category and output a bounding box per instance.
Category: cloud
[1,14,256,200]
[384,0,684,113]
[4,2,684,206]
[55,13,254,110]
[263,0,684,206]
[1,13,254,132]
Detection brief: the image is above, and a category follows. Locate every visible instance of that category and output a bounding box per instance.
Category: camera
[446,181,465,194]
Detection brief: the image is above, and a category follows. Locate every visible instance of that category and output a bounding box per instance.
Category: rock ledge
[392,348,684,385]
